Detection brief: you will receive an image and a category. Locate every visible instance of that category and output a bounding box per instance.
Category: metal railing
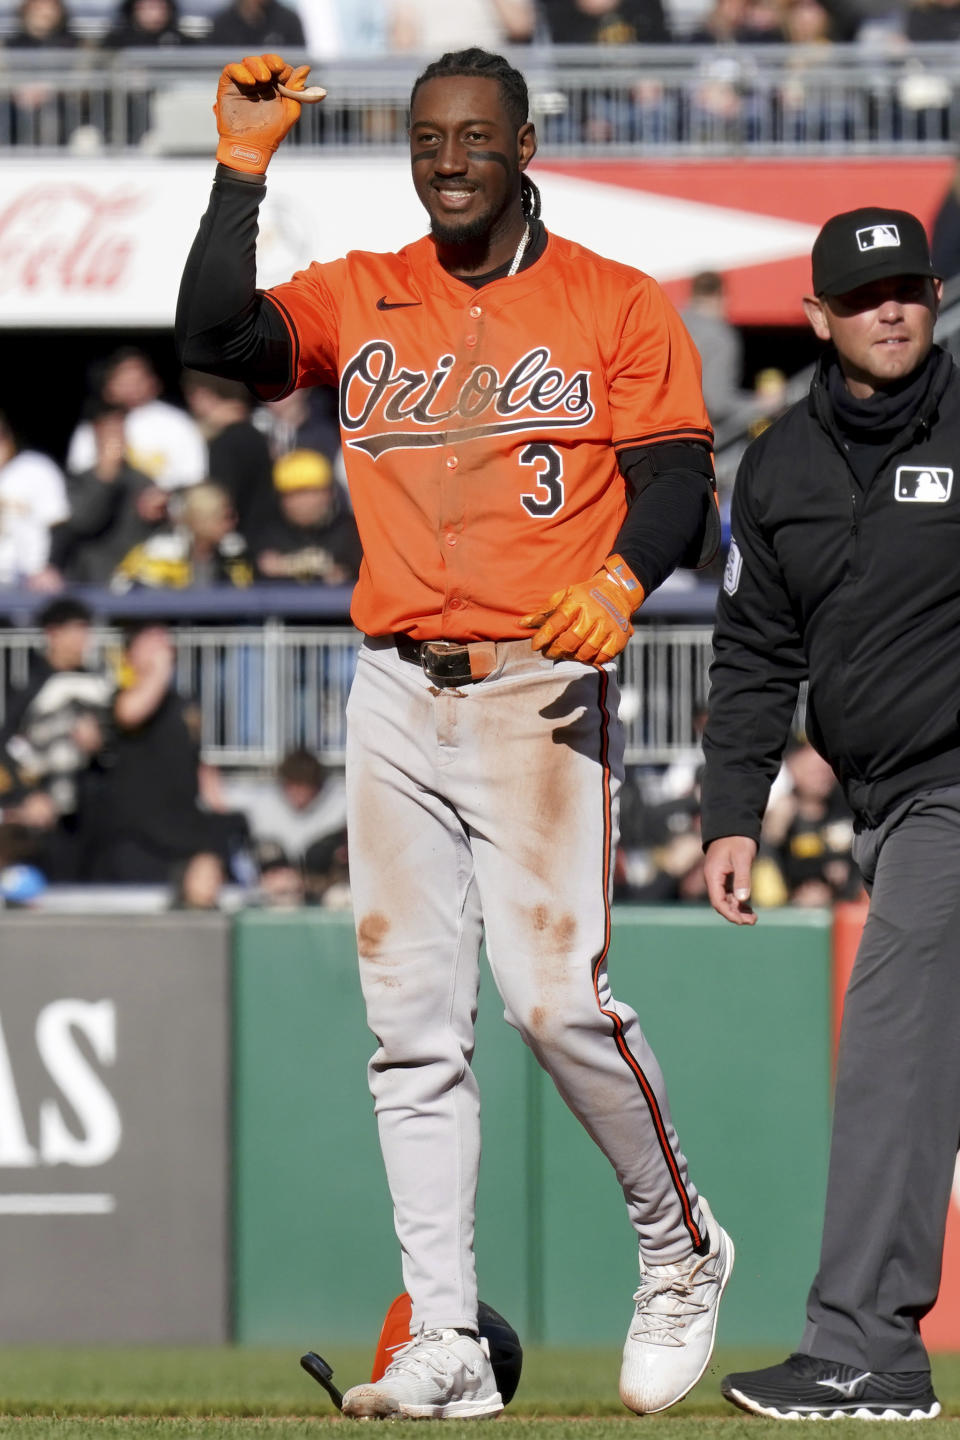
[0,621,717,768]
[1,44,960,154]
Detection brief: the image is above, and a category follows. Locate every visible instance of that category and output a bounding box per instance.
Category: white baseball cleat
[340,1326,504,1419]
[619,1196,734,1415]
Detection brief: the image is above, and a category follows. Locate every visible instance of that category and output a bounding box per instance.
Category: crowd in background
[0,588,863,914]
[5,0,960,56]
[614,721,862,908]
[0,347,361,596]
[0,597,351,907]
[3,0,959,173]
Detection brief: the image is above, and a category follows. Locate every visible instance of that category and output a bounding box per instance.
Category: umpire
[701,206,957,1420]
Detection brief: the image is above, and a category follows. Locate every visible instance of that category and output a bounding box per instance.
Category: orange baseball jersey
[264,230,711,642]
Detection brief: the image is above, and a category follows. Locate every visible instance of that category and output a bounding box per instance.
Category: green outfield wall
[232,907,832,1351]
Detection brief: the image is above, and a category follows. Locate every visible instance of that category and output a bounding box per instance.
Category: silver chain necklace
[508,223,531,277]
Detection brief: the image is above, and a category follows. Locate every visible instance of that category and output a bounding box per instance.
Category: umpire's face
[803,274,942,398]
[409,75,536,253]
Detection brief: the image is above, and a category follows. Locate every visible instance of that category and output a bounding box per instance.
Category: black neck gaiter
[828,347,937,488]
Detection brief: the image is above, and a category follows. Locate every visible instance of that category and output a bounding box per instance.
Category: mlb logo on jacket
[895,465,953,502]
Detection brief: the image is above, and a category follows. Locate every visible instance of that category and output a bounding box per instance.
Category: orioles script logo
[340,341,594,459]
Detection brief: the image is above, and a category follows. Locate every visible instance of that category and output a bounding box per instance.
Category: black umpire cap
[811,207,939,297]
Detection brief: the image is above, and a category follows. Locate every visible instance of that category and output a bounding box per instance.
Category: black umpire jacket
[700,343,960,843]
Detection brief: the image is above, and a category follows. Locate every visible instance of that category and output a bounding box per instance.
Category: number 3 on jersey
[519,443,564,517]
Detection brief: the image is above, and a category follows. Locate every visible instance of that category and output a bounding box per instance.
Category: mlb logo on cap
[812,207,937,296]
[894,465,953,502]
[856,224,900,252]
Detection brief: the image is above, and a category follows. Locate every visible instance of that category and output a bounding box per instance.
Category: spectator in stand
[181,369,276,542]
[255,450,361,587]
[249,837,307,906]
[0,820,47,905]
[221,745,348,868]
[81,621,247,898]
[782,0,836,39]
[51,399,169,584]
[298,0,387,55]
[0,411,69,591]
[101,0,193,46]
[112,481,253,591]
[748,367,790,433]
[0,597,114,880]
[680,272,746,428]
[541,0,669,43]
[67,348,206,493]
[304,827,350,908]
[387,0,535,50]
[5,0,76,46]
[932,160,960,282]
[739,0,791,35]
[687,0,750,40]
[751,737,860,908]
[2,596,104,742]
[258,386,341,468]
[2,0,78,144]
[208,0,306,47]
[905,0,960,40]
[773,0,843,142]
[614,757,710,904]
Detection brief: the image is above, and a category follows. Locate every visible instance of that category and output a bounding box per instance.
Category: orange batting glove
[215,53,315,175]
[521,554,645,666]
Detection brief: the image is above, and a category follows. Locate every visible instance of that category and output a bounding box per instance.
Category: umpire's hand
[704,836,758,925]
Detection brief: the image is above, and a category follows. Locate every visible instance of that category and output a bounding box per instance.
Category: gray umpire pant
[800,783,960,1372]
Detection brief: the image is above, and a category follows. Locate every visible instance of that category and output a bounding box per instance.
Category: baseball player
[177,47,733,1419]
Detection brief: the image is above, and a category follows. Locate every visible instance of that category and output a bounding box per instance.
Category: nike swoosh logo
[816,1373,872,1397]
[376,296,421,310]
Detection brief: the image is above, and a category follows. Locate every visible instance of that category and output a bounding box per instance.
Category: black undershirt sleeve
[175,166,293,391]
[613,441,719,600]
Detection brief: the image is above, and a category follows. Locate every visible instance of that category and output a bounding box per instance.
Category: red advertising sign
[541,157,954,325]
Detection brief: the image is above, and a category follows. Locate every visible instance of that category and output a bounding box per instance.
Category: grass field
[4,1349,960,1439]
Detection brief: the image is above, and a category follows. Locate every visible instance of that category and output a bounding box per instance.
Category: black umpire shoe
[721,1353,941,1420]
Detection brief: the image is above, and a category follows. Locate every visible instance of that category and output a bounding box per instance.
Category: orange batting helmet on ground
[371,1293,523,1405]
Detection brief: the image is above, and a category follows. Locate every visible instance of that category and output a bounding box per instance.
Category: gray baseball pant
[800,783,960,1371]
[345,636,705,1334]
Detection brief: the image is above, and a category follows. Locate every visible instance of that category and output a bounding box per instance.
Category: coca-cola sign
[0,156,424,328]
[0,185,139,293]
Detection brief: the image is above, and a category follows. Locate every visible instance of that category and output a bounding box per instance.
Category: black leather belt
[394,635,500,687]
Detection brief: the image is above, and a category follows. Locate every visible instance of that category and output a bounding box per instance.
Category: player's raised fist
[214,53,325,175]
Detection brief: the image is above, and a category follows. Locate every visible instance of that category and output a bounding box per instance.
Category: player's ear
[517,121,537,170]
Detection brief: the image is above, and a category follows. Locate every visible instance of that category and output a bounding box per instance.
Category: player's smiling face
[802,274,941,397]
[409,75,536,262]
